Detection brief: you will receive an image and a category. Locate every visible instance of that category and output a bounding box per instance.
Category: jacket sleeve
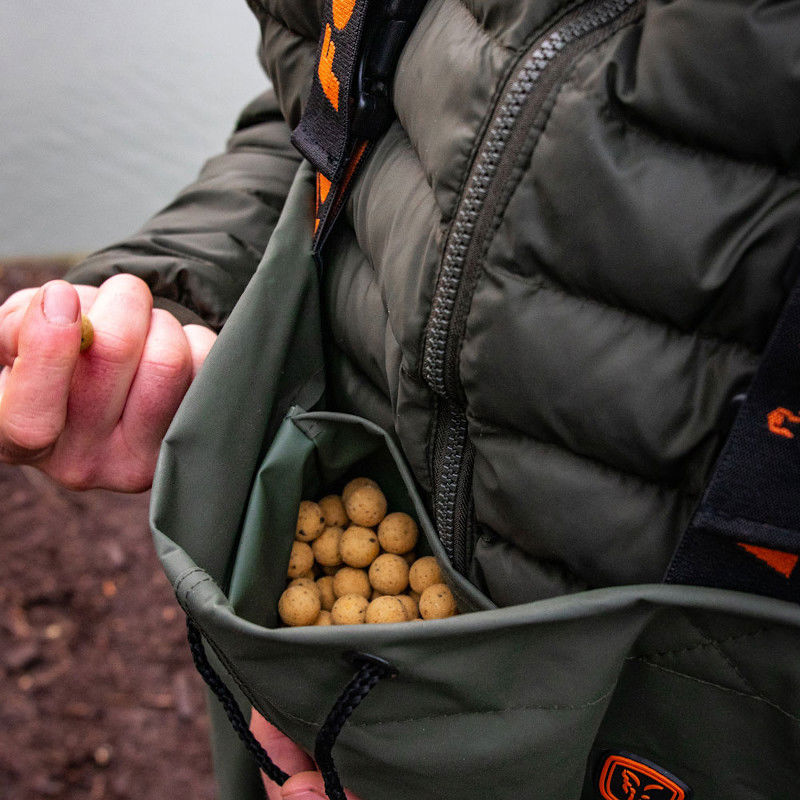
[65,90,302,330]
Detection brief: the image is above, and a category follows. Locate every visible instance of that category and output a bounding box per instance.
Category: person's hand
[250,710,364,800]
[0,275,216,491]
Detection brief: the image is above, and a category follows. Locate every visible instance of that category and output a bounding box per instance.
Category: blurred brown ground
[0,260,216,799]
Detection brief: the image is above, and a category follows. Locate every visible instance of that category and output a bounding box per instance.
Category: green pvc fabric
[150,164,800,800]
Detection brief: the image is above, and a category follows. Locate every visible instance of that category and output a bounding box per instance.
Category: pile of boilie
[278,478,458,626]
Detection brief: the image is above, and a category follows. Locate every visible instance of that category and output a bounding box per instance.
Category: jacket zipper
[423,0,643,574]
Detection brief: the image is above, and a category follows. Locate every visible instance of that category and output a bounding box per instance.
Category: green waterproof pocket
[150,163,800,800]
[227,410,493,630]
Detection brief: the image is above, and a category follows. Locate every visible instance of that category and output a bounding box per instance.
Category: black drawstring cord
[186,618,290,787]
[314,653,398,800]
[186,619,397,800]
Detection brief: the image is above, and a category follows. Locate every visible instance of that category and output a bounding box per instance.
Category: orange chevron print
[737,543,799,578]
[318,24,340,111]
[332,0,356,29]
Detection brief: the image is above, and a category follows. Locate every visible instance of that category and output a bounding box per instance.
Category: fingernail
[42,283,80,325]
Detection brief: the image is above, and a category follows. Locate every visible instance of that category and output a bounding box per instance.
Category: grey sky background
[1,1,268,257]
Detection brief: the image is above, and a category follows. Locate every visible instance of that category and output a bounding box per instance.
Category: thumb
[281,771,364,800]
[280,772,328,799]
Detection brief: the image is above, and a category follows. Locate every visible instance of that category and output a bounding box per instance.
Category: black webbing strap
[312,141,372,256]
[666,244,800,601]
[187,618,396,800]
[186,619,290,788]
[315,653,398,800]
[291,0,427,256]
[291,0,373,183]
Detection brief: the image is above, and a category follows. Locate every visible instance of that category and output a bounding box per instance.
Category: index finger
[0,288,37,366]
[0,281,82,461]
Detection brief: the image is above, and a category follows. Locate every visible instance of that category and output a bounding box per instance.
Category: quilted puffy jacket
[69,0,800,609]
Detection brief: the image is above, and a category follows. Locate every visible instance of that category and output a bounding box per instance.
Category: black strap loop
[315,653,398,800]
[186,619,396,800]
[186,619,290,788]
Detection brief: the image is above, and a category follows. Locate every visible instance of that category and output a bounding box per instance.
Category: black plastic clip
[351,0,428,140]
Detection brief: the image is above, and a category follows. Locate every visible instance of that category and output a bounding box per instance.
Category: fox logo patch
[597,753,690,800]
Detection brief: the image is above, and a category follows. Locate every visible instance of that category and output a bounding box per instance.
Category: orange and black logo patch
[597,753,691,800]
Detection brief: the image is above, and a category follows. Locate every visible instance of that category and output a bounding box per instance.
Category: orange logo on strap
[598,755,687,800]
[767,407,800,438]
[314,172,332,233]
[332,0,356,30]
[737,543,799,579]
[316,0,361,112]
[318,24,340,111]
[317,172,331,207]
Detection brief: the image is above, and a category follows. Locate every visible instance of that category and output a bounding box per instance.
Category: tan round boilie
[288,577,319,596]
[419,583,458,620]
[377,512,418,554]
[278,584,322,627]
[344,485,388,527]
[396,593,419,620]
[331,594,369,625]
[342,477,379,504]
[287,541,314,579]
[316,576,337,611]
[312,526,343,567]
[318,495,349,528]
[366,595,408,624]
[295,501,326,542]
[314,610,333,626]
[409,556,443,594]
[340,525,380,568]
[333,567,371,599]
[368,554,409,595]
[80,314,94,352]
